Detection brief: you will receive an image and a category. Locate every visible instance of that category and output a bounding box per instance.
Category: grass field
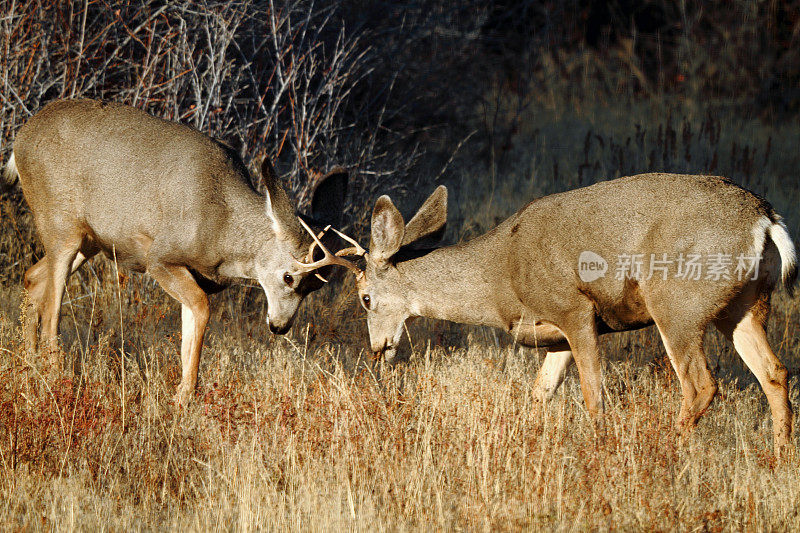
[2,93,800,530]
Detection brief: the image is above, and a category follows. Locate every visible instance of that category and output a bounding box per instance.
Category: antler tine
[330,227,366,257]
[335,246,362,258]
[305,224,331,282]
[295,218,362,278]
[306,224,331,262]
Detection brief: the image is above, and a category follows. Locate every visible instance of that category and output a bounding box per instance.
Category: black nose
[373,344,393,356]
[269,322,291,335]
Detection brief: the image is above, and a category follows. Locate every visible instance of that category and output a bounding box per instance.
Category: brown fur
[7,98,346,403]
[355,173,797,456]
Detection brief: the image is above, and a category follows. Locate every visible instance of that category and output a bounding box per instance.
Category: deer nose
[372,340,396,359]
[269,321,291,335]
[382,345,400,364]
[371,339,389,354]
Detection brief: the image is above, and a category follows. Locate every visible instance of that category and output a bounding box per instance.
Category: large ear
[310,167,348,226]
[261,157,303,241]
[401,185,447,247]
[260,156,278,186]
[370,195,405,264]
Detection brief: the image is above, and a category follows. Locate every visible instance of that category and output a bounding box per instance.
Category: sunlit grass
[2,315,799,530]
[3,80,800,533]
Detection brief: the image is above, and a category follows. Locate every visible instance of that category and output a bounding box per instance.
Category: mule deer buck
[3,99,349,404]
[326,173,797,455]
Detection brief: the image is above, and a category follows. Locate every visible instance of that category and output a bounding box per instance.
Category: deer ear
[370,195,405,263]
[401,185,447,247]
[261,157,303,242]
[310,167,348,226]
[260,156,278,186]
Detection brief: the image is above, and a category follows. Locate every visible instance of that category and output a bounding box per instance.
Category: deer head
[256,158,350,333]
[294,185,448,360]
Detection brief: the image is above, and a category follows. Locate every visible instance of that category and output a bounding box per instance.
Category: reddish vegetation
[1,1,800,528]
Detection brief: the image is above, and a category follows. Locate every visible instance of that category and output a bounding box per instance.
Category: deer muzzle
[268,318,293,335]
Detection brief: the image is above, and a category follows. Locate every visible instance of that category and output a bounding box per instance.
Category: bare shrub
[0,0,417,232]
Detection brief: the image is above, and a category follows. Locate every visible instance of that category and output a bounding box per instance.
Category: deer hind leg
[715,296,792,457]
[39,243,82,369]
[147,263,210,405]
[23,242,97,355]
[532,342,574,400]
[23,256,49,353]
[655,321,717,433]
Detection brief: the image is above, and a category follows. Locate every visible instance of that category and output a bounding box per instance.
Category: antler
[305,224,331,263]
[295,218,363,281]
[331,227,367,257]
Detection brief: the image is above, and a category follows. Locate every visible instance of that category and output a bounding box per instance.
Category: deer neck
[396,231,510,330]
[215,188,286,280]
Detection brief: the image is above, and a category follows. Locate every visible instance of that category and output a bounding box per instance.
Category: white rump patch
[750,215,798,289]
[749,216,771,259]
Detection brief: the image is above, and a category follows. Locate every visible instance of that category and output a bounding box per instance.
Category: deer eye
[283,272,294,286]
[361,294,371,310]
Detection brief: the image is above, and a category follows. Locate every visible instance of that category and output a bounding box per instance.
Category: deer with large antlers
[326,174,797,456]
[4,99,349,404]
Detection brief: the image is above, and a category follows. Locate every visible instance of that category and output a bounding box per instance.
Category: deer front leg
[148,263,210,405]
[508,318,574,400]
[562,314,604,421]
[532,342,574,400]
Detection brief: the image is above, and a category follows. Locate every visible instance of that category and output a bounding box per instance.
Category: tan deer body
[335,173,797,455]
[4,99,346,403]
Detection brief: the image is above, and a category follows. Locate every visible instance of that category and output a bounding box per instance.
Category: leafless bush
[0,0,417,233]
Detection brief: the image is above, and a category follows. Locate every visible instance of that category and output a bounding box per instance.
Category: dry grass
[0,258,799,530]
[3,98,800,528]
[2,2,800,529]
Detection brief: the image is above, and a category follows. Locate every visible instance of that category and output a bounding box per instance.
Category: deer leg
[23,256,49,353]
[716,309,792,457]
[39,245,81,369]
[68,249,96,274]
[532,342,573,400]
[563,318,604,420]
[655,323,716,433]
[148,263,210,405]
[24,243,98,356]
[509,319,574,400]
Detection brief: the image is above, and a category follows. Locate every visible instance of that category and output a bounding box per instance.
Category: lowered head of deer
[258,159,349,334]
[334,186,448,361]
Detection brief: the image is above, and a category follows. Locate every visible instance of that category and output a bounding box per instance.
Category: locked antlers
[294,218,365,280]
